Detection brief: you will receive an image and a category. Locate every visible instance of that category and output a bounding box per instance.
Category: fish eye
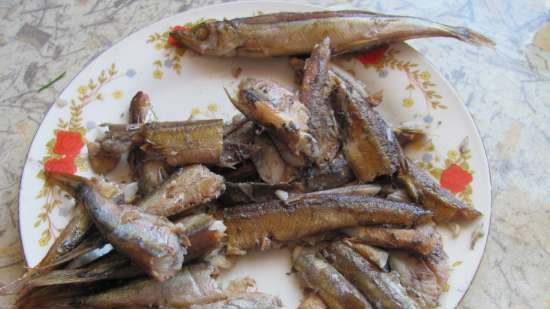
[194,26,210,41]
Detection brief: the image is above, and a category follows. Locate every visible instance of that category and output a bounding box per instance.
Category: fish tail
[441,25,495,48]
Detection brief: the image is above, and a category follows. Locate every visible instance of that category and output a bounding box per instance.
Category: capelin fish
[228,78,319,163]
[343,223,440,255]
[87,141,121,174]
[323,241,419,309]
[332,75,405,182]
[303,152,355,192]
[224,194,432,255]
[399,161,481,223]
[190,292,283,309]
[0,203,92,295]
[138,164,225,217]
[300,37,340,165]
[24,214,225,289]
[170,10,494,57]
[389,252,440,309]
[250,134,299,185]
[292,247,373,309]
[31,263,224,309]
[47,172,187,281]
[143,120,224,166]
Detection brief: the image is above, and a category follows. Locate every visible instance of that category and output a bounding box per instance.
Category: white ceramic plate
[19,1,491,308]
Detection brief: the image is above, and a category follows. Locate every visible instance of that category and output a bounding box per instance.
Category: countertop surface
[0,0,548,308]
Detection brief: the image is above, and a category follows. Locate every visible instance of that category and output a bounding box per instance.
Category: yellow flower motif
[112,89,124,100]
[191,107,201,117]
[207,103,218,113]
[402,97,414,108]
[78,85,88,95]
[153,69,163,79]
[419,71,431,81]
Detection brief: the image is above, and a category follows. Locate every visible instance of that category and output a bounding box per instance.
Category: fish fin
[442,25,495,48]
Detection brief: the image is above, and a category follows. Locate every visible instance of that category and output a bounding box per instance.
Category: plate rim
[16,1,493,308]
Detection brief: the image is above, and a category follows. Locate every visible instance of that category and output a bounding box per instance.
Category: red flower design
[440,164,473,193]
[167,25,187,48]
[52,131,84,157]
[356,45,389,65]
[44,157,77,174]
[45,130,84,174]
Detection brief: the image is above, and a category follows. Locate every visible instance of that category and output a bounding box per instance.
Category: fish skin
[219,142,260,169]
[400,161,482,223]
[300,37,340,166]
[293,247,373,309]
[229,78,319,163]
[171,10,493,57]
[389,252,440,309]
[332,76,405,182]
[190,292,283,309]
[343,223,439,255]
[323,242,419,309]
[77,182,186,281]
[224,194,432,254]
[143,120,224,166]
[138,164,225,217]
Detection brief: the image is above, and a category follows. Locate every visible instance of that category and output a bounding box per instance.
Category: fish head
[172,21,241,57]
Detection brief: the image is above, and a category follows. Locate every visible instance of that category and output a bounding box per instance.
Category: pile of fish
[4,10,491,309]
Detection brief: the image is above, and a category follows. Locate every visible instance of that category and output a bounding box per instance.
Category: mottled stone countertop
[0,0,548,308]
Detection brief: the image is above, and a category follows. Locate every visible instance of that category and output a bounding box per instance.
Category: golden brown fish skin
[389,252,441,309]
[224,194,432,254]
[400,161,481,223]
[230,78,319,162]
[323,242,419,309]
[293,247,373,309]
[343,223,439,255]
[300,37,340,166]
[251,134,299,185]
[138,164,225,217]
[143,120,223,166]
[171,10,493,57]
[218,142,260,169]
[332,76,405,182]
